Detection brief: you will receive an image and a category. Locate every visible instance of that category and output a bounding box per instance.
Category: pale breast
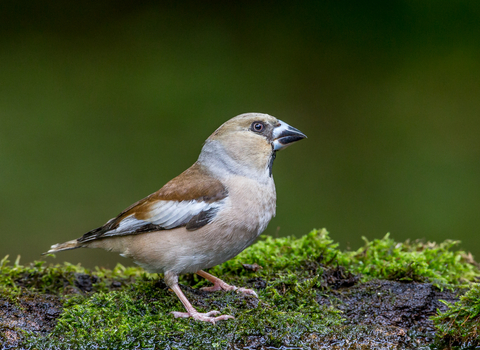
[221,175,276,234]
[200,175,276,263]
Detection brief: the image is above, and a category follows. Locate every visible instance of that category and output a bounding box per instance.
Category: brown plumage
[46,112,306,323]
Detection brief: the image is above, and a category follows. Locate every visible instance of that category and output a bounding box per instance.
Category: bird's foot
[235,287,258,297]
[200,284,225,292]
[171,310,234,324]
[201,282,258,297]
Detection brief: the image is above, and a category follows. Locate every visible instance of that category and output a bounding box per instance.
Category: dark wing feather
[185,206,222,231]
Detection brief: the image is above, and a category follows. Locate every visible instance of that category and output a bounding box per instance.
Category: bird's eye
[251,122,264,132]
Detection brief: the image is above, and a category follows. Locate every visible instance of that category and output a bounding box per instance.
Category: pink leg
[170,283,234,324]
[196,270,258,297]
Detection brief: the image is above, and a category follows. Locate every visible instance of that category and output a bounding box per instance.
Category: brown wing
[78,162,228,243]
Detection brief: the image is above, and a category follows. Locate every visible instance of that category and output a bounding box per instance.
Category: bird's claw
[172,310,234,324]
[200,285,223,292]
[236,287,258,298]
[200,282,258,298]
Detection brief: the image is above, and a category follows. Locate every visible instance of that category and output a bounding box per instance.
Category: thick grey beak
[272,120,307,151]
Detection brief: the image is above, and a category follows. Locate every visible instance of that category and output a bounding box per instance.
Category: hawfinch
[47,113,306,323]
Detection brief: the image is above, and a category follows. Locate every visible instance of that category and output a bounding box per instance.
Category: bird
[46,112,306,323]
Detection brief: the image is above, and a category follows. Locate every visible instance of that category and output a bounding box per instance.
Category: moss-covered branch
[1,229,479,349]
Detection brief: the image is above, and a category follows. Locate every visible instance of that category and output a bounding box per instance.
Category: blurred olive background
[1,1,479,269]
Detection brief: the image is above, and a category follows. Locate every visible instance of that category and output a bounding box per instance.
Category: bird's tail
[44,239,80,255]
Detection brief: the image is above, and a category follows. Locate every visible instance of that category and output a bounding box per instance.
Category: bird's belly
[108,223,263,275]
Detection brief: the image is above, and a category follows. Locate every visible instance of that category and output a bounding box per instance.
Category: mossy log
[1,229,479,349]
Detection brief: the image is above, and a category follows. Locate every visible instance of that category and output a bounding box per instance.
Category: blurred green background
[1,1,479,269]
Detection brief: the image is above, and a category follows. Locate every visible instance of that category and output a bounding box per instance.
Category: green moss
[25,276,342,349]
[2,229,480,349]
[0,255,146,297]
[209,229,480,290]
[336,233,480,289]
[209,228,339,277]
[432,283,480,345]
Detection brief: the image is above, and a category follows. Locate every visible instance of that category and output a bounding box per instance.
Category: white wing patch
[108,215,149,234]
[104,199,225,236]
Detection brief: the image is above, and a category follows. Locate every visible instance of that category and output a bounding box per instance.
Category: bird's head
[199,113,306,179]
